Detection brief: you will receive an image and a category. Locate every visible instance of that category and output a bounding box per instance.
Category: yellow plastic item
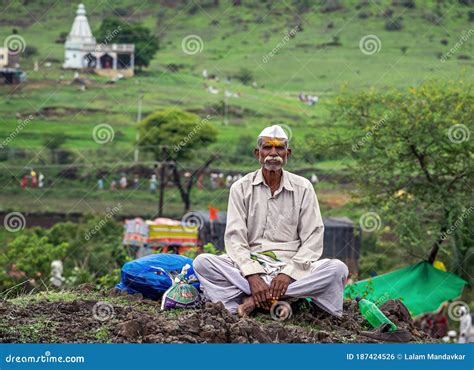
[433,260,447,272]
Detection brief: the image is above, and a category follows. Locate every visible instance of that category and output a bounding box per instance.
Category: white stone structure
[0,48,8,68]
[63,3,135,77]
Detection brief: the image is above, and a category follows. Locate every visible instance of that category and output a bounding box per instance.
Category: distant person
[218,173,225,188]
[30,170,37,188]
[226,175,233,188]
[38,172,44,188]
[133,174,140,189]
[210,173,217,190]
[110,180,117,191]
[97,178,104,190]
[311,173,319,184]
[119,174,128,189]
[21,176,28,189]
[149,174,158,193]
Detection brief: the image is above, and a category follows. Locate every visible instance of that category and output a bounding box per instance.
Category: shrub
[385,17,403,31]
[233,68,253,85]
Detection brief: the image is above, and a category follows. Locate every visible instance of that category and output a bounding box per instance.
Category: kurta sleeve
[280,183,324,281]
[224,182,266,277]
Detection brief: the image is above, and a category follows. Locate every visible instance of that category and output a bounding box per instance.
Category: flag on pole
[209,206,218,221]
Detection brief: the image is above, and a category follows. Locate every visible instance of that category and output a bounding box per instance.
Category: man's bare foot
[237,295,255,317]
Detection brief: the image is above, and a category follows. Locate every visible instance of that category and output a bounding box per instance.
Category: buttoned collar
[251,168,294,192]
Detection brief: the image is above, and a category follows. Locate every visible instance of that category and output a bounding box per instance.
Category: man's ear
[286,148,292,158]
[254,148,260,159]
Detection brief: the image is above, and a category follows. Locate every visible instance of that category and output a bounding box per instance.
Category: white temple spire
[66,3,96,45]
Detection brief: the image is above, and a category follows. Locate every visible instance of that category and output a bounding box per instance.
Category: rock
[317,330,330,341]
[116,319,147,339]
[108,288,123,297]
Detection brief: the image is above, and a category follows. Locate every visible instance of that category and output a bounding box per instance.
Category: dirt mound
[0,289,437,344]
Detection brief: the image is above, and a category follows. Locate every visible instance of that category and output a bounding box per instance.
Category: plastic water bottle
[355,295,397,331]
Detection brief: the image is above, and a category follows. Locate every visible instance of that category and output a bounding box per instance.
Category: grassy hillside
[0,0,471,216]
[1,0,471,149]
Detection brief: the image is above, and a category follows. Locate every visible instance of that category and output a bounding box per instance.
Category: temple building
[63,4,135,77]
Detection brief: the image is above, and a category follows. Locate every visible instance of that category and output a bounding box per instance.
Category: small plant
[203,242,220,255]
[95,326,110,342]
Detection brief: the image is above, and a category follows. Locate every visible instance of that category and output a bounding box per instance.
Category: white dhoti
[193,253,349,317]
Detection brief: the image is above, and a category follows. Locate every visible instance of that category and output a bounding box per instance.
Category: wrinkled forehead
[259,137,287,147]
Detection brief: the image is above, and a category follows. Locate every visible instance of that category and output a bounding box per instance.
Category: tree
[331,81,473,276]
[138,109,218,212]
[96,18,159,70]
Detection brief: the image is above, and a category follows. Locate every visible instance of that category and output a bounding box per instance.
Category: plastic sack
[161,264,201,310]
[116,254,199,300]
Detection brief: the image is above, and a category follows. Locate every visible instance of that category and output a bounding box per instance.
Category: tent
[344,261,467,317]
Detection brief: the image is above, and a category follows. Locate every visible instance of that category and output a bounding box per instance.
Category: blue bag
[116,254,200,300]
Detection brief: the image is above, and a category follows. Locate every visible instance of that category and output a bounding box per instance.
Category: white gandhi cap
[257,125,288,140]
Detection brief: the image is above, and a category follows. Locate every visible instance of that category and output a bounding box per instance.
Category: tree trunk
[427,209,450,264]
[158,147,169,217]
[170,162,189,211]
[170,155,217,212]
[158,163,166,216]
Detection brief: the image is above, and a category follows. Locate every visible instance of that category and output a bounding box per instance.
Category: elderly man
[193,125,348,317]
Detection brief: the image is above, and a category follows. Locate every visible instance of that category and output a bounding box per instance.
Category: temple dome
[65,3,96,46]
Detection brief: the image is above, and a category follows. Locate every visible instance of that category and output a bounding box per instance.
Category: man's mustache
[264,156,283,164]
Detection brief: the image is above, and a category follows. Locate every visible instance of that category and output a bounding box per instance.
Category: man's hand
[270,273,294,300]
[246,274,271,309]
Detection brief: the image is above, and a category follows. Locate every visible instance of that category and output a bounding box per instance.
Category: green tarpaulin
[344,261,467,317]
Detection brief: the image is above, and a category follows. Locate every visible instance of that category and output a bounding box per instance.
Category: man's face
[254,137,291,171]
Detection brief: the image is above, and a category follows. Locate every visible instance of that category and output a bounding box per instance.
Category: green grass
[94,326,111,342]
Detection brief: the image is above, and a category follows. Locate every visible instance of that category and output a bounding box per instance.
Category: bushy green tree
[139,109,218,211]
[331,81,473,277]
[96,17,159,69]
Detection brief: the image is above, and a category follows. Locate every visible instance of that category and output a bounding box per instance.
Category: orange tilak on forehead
[261,137,286,147]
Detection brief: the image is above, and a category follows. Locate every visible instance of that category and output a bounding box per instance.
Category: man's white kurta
[224,168,324,280]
